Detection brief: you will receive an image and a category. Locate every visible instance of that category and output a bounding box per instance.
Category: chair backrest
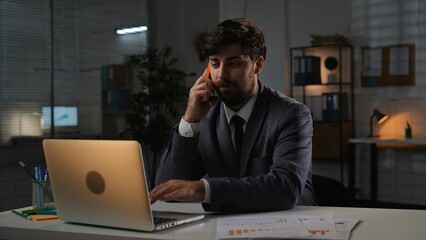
[312,174,350,207]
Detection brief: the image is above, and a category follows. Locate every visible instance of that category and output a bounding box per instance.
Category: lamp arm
[369,114,375,137]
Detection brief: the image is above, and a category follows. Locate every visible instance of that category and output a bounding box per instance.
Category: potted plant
[124,46,194,188]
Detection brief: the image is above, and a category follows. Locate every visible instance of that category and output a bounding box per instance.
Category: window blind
[0,0,147,145]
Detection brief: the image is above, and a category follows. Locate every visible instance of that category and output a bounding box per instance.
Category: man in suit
[150,18,317,212]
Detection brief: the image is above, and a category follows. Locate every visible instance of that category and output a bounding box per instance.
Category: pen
[21,205,56,215]
[35,166,40,180]
[18,161,37,180]
[36,167,42,180]
[18,161,54,201]
[34,167,42,207]
[11,210,28,220]
[28,215,58,221]
[44,168,49,181]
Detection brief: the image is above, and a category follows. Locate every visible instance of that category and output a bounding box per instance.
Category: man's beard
[216,87,251,109]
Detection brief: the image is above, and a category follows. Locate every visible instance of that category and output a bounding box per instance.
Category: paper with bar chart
[298,211,337,238]
[217,211,359,239]
[217,214,311,239]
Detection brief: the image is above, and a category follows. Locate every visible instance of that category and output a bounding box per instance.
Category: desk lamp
[369,108,389,138]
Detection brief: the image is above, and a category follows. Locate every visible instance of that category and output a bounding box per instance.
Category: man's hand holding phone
[183,65,219,123]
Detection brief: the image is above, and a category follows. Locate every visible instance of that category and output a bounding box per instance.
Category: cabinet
[290,44,354,176]
[101,64,133,139]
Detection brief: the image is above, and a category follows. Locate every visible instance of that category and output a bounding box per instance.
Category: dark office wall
[147,0,219,89]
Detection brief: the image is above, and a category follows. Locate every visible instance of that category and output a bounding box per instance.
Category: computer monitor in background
[41,106,78,129]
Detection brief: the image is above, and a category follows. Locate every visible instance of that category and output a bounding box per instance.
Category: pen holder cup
[32,180,54,208]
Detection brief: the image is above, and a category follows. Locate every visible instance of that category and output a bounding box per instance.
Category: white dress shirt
[177,88,259,203]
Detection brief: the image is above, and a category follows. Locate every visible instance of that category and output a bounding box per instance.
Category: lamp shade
[373,109,389,124]
[369,108,389,137]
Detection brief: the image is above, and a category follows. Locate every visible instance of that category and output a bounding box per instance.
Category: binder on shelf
[101,63,133,139]
[101,65,110,90]
[321,92,348,121]
[109,65,126,88]
[102,90,109,111]
[101,64,132,90]
[294,56,321,85]
[108,89,131,111]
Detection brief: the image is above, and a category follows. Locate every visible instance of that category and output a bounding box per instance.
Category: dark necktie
[231,115,245,160]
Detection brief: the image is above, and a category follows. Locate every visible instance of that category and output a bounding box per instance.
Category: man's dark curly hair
[203,18,267,61]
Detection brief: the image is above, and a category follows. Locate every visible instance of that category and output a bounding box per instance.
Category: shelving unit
[101,64,133,139]
[290,44,354,181]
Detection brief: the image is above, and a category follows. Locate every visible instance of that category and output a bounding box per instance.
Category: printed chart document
[334,218,361,240]
[298,211,337,238]
[296,212,360,239]
[217,211,360,240]
[217,215,311,239]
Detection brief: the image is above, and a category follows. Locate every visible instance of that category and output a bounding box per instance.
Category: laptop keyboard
[154,216,177,225]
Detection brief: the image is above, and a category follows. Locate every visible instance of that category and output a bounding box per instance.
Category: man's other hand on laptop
[149,179,205,204]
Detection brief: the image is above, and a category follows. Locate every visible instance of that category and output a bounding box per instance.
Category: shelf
[314,120,353,123]
[290,44,354,181]
[102,110,132,115]
[292,82,352,87]
[291,44,352,51]
[101,64,133,139]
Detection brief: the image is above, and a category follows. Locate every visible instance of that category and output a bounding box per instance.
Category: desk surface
[1,202,426,240]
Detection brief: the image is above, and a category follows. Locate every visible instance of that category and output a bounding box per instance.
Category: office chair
[312,174,350,207]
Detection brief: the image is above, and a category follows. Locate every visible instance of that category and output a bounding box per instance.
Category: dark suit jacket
[155,82,317,212]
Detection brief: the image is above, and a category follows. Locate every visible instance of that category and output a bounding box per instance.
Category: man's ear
[255,56,265,74]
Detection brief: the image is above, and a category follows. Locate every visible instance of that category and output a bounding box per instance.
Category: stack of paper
[11,206,58,221]
[217,211,360,240]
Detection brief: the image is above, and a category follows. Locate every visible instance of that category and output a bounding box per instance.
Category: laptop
[42,139,204,231]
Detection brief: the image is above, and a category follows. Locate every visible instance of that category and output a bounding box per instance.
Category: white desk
[1,202,426,240]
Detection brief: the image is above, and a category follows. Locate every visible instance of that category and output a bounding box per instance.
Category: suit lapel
[239,84,270,177]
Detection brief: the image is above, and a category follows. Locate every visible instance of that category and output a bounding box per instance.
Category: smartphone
[204,64,219,104]
[204,63,211,79]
